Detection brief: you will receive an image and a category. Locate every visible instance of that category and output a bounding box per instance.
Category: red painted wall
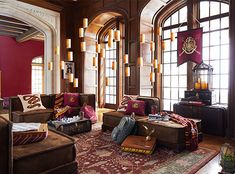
[0,36,44,97]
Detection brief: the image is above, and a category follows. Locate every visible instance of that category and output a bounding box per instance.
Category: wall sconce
[79,28,84,38]
[140,34,145,43]
[125,66,130,77]
[96,43,100,53]
[73,78,78,87]
[150,72,155,82]
[68,51,73,61]
[138,57,143,67]
[124,54,129,64]
[66,39,71,49]
[112,61,116,70]
[93,57,97,67]
[157,27,162,36]
[60,61,65,70]
[162,41,166,50]
[108,36,113,48]
[153,59,157,69]
[83,18,88,28]
[81,41,86,52]
[100,48,105,58]
[114,30,120,41]
[105,77,109,86]
[170,32,175,42]
[55,46,60,55]
[150,41,155,52]
[69,73,74,83]
[48,62,53,71]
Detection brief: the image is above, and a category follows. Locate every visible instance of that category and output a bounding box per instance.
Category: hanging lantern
[112,61,116,70]
[73,78,78,87]
[55,46,60,55]
[138,57,143,67]
[79,28,84,38]
[157,27,162,36]
[124,54,129,64]
[162,41,166,50]
[100,48,105,58]
[157,64,162,74]
[96,43,101,53]
[69,73,74,83]
[105,77,109,86]
[125,66,130,77]
[193,62,213,90]
[66,39,71,49]
[109,29,114,38]
[48,62,53,71]
[83,18,88,28]
[60,61,65,70]
[140,34,145,43]
[108,36,113,48]
[114,30,120,41]
[93,57,97,67]
[170,32,175,42]
[81,41,86,52]
[150,72,155,82]
[68,51,73,61]
[153,59,158,69]
[150,41,155,52]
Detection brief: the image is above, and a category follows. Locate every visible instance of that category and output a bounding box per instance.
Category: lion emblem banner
[177,28,203,66]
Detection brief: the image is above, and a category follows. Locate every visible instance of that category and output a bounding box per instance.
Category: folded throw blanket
[170,113,198,151]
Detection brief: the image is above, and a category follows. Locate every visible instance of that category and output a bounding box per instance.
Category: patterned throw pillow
[80,104,97,123]
[18,94,46,112]
[54,93,64,109]
[125,100,146,116]
[117,95,138,112]
[63,93,80,107]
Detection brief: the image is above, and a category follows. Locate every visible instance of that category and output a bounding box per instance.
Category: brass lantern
[192,62,213,90]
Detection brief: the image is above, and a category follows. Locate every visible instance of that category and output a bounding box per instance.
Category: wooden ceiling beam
[0,31,18,37]
[16,27,41,42]
[0,23,29,31]
[0,19,31,27]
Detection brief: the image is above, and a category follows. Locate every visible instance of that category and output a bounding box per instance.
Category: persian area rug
[74,130,218,174]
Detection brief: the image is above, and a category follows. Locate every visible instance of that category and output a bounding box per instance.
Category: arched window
[162,6,188,111]
[159,0,229,111]
[105,34,117,105]
[199,1,229,104]
[32,56,44,94]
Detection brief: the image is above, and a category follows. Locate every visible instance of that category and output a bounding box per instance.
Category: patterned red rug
[74,130,218,174]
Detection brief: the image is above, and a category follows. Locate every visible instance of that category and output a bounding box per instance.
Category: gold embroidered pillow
[18,94,46,112]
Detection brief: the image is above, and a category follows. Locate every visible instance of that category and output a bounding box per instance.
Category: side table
[48,118,91,135]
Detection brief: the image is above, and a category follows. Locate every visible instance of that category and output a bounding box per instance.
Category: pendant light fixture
[125,66,130,77]
[124,54,129,64]
[66,39,71,49]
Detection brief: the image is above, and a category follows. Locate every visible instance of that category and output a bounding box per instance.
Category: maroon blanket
[170,113,198,151]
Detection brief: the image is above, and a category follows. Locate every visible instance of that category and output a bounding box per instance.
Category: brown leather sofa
[0,116,78,174]
[9,94,95,123]
[102,96,202,151]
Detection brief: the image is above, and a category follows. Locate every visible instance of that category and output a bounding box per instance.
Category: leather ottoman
[102,111,202,152]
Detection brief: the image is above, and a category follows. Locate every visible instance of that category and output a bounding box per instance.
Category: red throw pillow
[125,100,146,116]
[63,93,79,107]
[80,104,97,123]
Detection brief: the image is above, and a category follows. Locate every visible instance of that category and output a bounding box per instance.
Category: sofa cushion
[117,95,138,112]
[13,130,76,174]
[12,109,54,123]
[125,100,146,116]
[18,94,46,112]
[137,97,160,115]
[64,93,80,107]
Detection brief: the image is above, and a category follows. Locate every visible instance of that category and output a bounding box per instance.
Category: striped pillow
[54,93,64,109]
